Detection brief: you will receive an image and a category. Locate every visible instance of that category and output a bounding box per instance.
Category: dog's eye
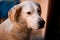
[27,12,31,15]
[37,9,41,15]
[37,9,40,13]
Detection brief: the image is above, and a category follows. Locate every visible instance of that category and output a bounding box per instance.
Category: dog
[0,1,45,40]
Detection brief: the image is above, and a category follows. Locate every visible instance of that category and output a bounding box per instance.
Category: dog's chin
[31,27,39,30]
[28,24,45,30]
[28,27,39,30]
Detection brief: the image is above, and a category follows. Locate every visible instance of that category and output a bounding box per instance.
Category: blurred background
[0,0,20,23]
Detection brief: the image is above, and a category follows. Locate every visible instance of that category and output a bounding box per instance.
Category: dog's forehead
[22,5,33,12]
[22,2,39,12]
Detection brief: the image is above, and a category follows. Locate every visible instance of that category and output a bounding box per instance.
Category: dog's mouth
[38,20,45,29]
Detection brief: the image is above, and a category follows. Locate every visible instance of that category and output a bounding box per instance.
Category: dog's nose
[38,20,45,29]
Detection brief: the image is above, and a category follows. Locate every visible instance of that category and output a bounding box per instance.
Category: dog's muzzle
[38,20,45,29]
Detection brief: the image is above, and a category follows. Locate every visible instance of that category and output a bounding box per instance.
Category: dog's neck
[10,19,32,40]
[0,18,32,40]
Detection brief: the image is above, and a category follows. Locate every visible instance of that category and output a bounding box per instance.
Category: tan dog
[0,1,45,40]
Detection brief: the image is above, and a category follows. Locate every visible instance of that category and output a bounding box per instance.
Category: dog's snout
[38,20,45,29]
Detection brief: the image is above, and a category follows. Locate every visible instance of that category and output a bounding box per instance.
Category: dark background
[45,0,60,40]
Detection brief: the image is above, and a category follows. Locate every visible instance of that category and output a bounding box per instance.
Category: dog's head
[8,1,45,30]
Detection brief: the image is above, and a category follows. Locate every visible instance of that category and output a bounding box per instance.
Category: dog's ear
[8,5,22,22]
[14,6,22,22]
[35,2,42,15]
